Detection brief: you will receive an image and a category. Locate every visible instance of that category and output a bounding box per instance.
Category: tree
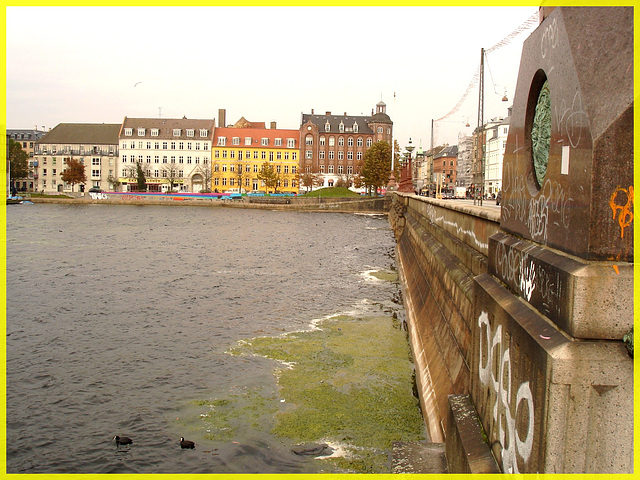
[162,161,182,192]
[107,174,121,192]
[136,162,147,192]
[60,157,87,192]
[257,162,280,193]
[7,139,29,180]
[299,170,323,192]
[193,162,213,192]
[362,140,392,194]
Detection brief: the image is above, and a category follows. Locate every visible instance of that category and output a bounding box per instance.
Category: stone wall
[389,192,633,473]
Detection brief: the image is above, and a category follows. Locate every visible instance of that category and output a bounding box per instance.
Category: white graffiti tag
[478,311,534,473]
[89,192,109,200]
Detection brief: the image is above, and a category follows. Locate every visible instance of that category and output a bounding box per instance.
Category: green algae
[368,270,399,282]
[222,313,425,472]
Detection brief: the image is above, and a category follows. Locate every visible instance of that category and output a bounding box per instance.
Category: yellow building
[212,122,299,194]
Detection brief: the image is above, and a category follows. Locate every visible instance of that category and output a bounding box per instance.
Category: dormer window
[187,129,195,137]
[244,137,252,145]
[232,137,240,145]
[353,122,358,133]
[151,129,159,137]
[124,128,133,136]
[287,138,296,148]
[217,137,226,146]
[138,128,146,136]
[325,121,331,132]
[173,129,181,136]
[339,122,345,133]
[199,129,208,137]
[261,138,269,146]
[274,138,282,146]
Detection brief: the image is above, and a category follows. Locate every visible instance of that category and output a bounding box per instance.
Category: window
[253,165,258,173]
[92,158,101,166]
[274,138,282,146]
[171,142,176,149]
[353,122,358,133]
[151,129,159,137]
[261,151,266,159]
[187,142,192,150]
[138,128,146,136]
[222,150,228,158]
[92,169,100,177]
[179,156,184,163]
[339,122,344,133]
[347,137,354,147]
[284,152,289,160]
[154,142,160,149]
[130,141,135,149]
[319,150,325,160]
[347,165,353,174]
[233,137,240,145]
[338,165,343,174]
[171,156,176,163]
[338,152,344,160]
[292,152,297,160]
[329,137,335,147]
[329,151,334,160]
[147,142,152,149]
[269,152,274,161]
[347,152,353,160]
[338,137,344,147]
[179,142,184,149]
[305,150,313,159]
[325,121,330,132]
[154,156,160,163]
[319,165,325,173]
[173,129,181,136]
[287,138,295,148]
[162,142,168,150]
[366,138,372,147]
[146,156,151,163]
[230,150,235,159]
[187,129,195,137]
[199,129,208,137]
[276,152,282,160]
[305,135,313,146]
[328,165,334,173]
[162,156,168,163]
[377,127,383,133]
[218,137,226,146]
[124,128,133,136]
[195,143,201,150]
[214,150,220,158]
[319,136,325,146]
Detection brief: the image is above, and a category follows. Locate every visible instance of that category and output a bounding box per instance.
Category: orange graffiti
[609,186,634,239]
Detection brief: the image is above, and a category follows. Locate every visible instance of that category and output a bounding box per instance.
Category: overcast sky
[7,6,539,148]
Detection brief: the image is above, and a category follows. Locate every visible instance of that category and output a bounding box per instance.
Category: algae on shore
[192,309,425,473]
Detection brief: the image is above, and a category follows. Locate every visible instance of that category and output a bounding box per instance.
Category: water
[6,204,406,473]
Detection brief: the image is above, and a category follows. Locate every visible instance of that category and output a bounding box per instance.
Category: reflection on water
[6,204,411,473]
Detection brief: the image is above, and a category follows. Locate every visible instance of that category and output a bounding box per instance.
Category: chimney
[311,109,314,114]
[270,121,277,129]
[326,111,331,116]
[218,109,226,129]
[344,112,347,116]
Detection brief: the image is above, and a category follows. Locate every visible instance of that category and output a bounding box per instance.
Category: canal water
[6,204,422,473]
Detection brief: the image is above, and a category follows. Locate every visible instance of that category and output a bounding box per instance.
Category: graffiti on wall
[478,311,535,473]
[609,185,634,239]
[89,192,109,200]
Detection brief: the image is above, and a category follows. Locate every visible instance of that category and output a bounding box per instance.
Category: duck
[180,437,195,449]
[113,435,133,446]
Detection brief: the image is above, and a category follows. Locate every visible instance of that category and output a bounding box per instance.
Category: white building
[483,115,510,196]
[118,117,215,192]
[456,133,473,188]
[33,123,120,194]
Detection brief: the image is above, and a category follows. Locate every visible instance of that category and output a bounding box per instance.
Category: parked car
[88,187,103,193]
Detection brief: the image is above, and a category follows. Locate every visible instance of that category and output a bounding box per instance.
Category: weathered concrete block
[489,231,633,339]
[501,7,633,261]
[446,394,500,473]
[472,273,633,473]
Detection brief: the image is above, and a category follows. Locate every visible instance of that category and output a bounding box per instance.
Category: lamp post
[398,138,415,193]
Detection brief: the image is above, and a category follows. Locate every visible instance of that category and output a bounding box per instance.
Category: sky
[6,6,539,149]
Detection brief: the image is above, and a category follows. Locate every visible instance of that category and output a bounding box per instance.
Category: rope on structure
[434,11,538,124]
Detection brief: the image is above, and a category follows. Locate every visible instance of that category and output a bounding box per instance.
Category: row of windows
[213,178,297,188]
[213,150,298,161]
[305,136,373,147]
[38,146,115,155]
[39,157,105,165]
[323,121,359,133]
[130,169,187,178]
[309,151,362,161]
[121,155,209,165]
[214,164,297,174]
[121,141,209,151]
[317,165,355,174]
[217,137,296,148]
[124,128,209,138]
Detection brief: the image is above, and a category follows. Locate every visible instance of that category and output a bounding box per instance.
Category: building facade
[299,101,393,190]
[212,123,299,194]
[456,134,473,188]
[432,145,458,194]
[483,116,509,196]
[118,117,215,192]
[33,123,120,194]
[8,128,48,192]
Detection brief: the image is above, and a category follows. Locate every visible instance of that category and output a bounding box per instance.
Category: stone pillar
[471,7,633,473]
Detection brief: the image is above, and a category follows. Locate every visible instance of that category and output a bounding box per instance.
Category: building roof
[213,127,299,148]
[7,129,47,141]
[301,112,375,135]
[231,117,266,129]
[37,123,121,145]
[120,117,215,140]
[434,145,458,159]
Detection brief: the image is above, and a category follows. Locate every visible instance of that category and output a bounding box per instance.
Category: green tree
[136,162,147,192]
[60,157,87,192]
[362,140,392,194]
[298,170,323,192]
[257,162,280,193]
[7,139,29,180]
